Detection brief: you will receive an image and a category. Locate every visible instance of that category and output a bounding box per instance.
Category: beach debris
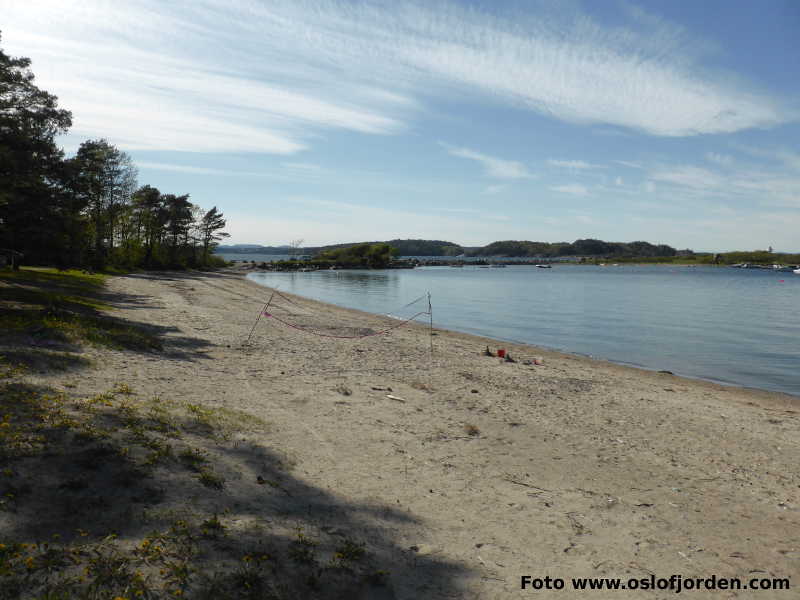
[386,394,406,403]
[409,544,436,556]
[497,348,506,358]
[257,475,266,485]
[372,386,392,392]
[471,389,479,393]
[464,423,480,436]
[533,358,544,366]
[334,383,352,396]
[484,346,494,356]
[659,370,674,375]
[504,353,516,363]
[503,473,551,492]
[522,360,532,365]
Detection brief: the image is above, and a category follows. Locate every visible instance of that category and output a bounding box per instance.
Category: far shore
[23,268,800,598]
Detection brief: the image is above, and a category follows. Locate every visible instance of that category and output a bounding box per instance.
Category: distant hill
[218,238,683,258]
[468,239,679,258]
[217,239,463,256]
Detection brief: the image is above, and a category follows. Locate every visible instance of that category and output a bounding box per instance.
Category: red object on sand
[497,349,506,358]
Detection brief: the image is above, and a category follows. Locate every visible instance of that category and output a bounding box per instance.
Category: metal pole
[246,291,274,345]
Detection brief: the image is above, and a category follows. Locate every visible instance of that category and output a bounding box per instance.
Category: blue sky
[2,0,799,251]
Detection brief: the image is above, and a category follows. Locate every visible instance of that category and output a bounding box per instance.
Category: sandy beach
[24,269,798,598]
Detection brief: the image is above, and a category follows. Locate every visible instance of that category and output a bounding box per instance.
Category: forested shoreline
[0,34,229,270]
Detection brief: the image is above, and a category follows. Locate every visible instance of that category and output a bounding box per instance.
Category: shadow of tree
[0,271,216,361]
[0,349,93,372]
[0,379,472,599]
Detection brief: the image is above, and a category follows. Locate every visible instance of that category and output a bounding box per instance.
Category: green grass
[0,349,385,598]
[0,267,107,291]
[0,267,161,353]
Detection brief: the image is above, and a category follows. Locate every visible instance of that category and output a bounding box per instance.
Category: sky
[2,0,799,252]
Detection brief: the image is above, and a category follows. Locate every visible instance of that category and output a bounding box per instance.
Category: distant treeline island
[219,239,800,266]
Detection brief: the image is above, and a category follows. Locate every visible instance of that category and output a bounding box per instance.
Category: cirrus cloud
[1,0,794,157]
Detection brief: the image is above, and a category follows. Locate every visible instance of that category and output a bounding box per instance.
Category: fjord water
[248,266,800,397]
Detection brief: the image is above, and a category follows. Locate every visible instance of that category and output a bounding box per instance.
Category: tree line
[0,34,229,270]
[468,239,679,258]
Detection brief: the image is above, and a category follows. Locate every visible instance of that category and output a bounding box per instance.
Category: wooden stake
[428,291,433,357]
[246,291,274,345]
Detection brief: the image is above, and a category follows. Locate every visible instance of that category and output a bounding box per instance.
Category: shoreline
[242,268,799,401]
[25,269,799,598]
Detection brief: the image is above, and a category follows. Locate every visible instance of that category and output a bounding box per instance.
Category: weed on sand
[0,267,161,352]
[0,364,390,599]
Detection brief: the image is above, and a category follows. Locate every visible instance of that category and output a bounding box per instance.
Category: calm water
[218,253,296,262]
[248,265,800,397]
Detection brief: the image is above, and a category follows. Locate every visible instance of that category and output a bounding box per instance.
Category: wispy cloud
[650,166,724,190]
[734,145,800,172]
[137,160,331,183]
[547,159,605,170]
[705,152,733,166]
[615,160,644,169]
[445,145,534,179]
[2,4,411,153]
[2,0,793,157]
[137,162,269,177]
[484,184,509,195]
[550,184,589,196]
[249,196,531,246]
[645,157,800,209]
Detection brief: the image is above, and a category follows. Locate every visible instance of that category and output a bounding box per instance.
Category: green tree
[0,32,72,265]
[131,185,166,267]
[73,139,137,268]
[199,206,229,264]
[162,193,193,266]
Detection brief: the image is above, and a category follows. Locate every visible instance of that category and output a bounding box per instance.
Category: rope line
[263,310,430,339]
[389,293,428,314]
[272,288,427,319]
[272,290,312,312]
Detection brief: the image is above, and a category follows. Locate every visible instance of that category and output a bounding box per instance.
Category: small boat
[535,264,552,269]
[794,268,800,275]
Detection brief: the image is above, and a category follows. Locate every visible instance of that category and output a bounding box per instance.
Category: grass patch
[0,369,389,599]
[333,538,366,563]
[196,468,226,490]
[288,529,318,565]
[183,403,268,441]
[0,349,92,373]
[178,447,210,472]
[0,267,161,353]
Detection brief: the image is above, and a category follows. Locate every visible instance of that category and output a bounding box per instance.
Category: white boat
[794,268,800,275]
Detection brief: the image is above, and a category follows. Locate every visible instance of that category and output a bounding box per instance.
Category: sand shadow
[0,382,472,599]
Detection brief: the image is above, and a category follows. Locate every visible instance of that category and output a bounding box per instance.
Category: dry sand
[34,269,799,598]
